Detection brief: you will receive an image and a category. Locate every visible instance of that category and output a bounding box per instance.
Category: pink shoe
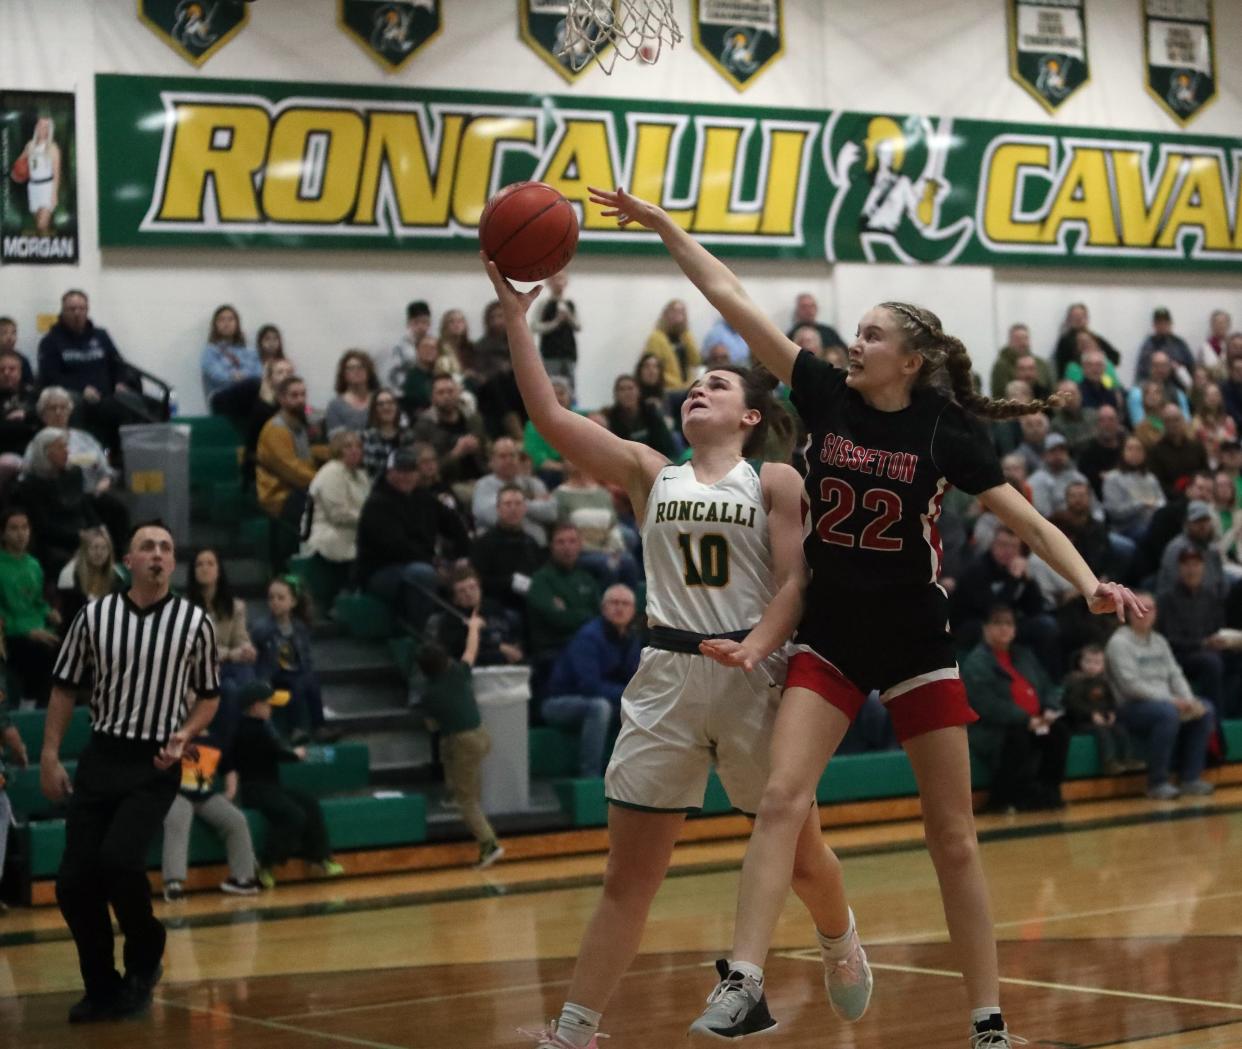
[517,1024,607,1048]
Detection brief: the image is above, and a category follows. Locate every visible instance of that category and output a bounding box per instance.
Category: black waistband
[649,625,751,654]
[29,176,53,184]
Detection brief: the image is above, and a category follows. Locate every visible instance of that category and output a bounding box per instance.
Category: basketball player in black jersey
[589,186,1145,1049]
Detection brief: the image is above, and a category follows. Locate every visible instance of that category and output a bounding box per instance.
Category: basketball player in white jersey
[21,117,59,237]
[482,255,872,1049]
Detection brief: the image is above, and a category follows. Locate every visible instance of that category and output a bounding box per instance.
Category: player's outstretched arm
[588,186,800,386]
[700,463,807,671]
[979,482,1148,622]
[482,255,665,497]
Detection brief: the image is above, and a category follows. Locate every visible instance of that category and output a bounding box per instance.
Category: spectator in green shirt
[0,508,60,705]
[528,523,602,696]
[417,610,504,871]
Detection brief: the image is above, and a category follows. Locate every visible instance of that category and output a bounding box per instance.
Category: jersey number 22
[815,477,903,551]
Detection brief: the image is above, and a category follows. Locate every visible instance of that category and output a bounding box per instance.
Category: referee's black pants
[56,734,180,999]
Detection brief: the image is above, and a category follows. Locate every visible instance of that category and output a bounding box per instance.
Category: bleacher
[5,414,1241,907]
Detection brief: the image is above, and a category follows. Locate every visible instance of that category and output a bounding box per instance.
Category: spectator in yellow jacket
[641,299,700,390]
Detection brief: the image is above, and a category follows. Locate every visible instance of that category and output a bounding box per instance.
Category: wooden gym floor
[5,788,1242,1049]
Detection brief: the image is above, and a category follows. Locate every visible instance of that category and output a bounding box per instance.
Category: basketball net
[558,0,682,74]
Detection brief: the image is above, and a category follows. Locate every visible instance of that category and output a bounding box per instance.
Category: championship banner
[519,0,611,82]
[95,73,1242,272]
[1143,0,1216,126]
[138,0,251,67]
[1007,0,1089,113]
[1,91,78,266]
[339,0,442,71]
[691,0,784,92]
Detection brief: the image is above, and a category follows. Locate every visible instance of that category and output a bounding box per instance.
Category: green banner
[338,0,442,72]
[1143,0,1216,126]
[1008,0,1089,114]
[94,73,1242,271]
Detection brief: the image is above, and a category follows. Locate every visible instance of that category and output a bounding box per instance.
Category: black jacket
[472,526,545,608]
[37,320,124,394]
[953,551,1046,626]
[356,475,470,585]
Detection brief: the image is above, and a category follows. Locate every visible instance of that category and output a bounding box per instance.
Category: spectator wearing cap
[1136,308,1195,387]
[1157,545,1237,710]
[1147,403,1209,496]
[1028,433,1090,519]
[1158,500,1227,598]
[1127,351,1191,426]
[1105,593,1216,801]
[381,300,432,390]
[356,446,470,630]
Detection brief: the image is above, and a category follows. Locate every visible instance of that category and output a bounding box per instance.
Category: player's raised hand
[480,253,543,311]
[699,638,758,672]
[1088,581,1148,623]
[588,186,663,229]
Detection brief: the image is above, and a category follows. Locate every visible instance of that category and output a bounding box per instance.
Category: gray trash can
[120,423,190,546]
[473,665,531,814]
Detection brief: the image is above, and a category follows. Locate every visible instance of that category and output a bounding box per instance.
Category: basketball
[478,181,579,283]
[10,154,28,184]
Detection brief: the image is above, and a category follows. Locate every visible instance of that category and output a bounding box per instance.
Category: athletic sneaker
[1181,779,1215,796]
[516,1022,606,1047]
[687,959,777,1041]
[311,859,345,877]
[971,1015,1027,1047]
[474,841,506,871]
[162,880,185,902]
[1147,782,1180,801]
[821,911,873,1022]
[220,877,261,896]
[970,1024,1027,1047]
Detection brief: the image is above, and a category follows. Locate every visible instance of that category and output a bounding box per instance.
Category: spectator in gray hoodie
[1102,435,1166,542]
[1105,592,1215,800]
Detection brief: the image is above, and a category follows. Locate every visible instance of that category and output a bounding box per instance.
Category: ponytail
[882,302,1061,420]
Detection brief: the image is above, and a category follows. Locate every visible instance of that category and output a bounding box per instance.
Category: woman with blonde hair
[438,308,478,380]
[643,299,701,390]
[56,527,125,624]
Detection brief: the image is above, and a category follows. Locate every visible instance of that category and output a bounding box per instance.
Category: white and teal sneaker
[821,909,873,1022]
[687,960,777,1041]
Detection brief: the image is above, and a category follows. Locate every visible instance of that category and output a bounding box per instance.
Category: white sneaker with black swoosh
[687,960,777,1041]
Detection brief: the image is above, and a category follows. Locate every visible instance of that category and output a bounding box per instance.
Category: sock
[816,907,856,961]
[971,1007,1004,1032]
[728,960,764,986]
[555,1003,602,1047]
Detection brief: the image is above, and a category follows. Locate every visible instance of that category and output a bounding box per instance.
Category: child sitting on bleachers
[225,679,344,889]
[252,575,338,744]
[417,610,505,871]
[1062,644,1142,776]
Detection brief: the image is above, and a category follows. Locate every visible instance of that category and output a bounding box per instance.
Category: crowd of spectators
[1,283,1239,883]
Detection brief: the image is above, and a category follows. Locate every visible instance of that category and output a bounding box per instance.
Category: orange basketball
[10,154,29,184]
[479,181,579,283]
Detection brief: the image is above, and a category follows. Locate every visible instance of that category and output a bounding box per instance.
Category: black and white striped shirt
[52,592,220,743]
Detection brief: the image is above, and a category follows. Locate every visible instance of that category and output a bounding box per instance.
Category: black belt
[649,625,751,654]
[29,176,53,184]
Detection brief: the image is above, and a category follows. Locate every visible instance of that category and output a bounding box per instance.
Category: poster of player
[0,90,78,266]
[1143,0,1216,126]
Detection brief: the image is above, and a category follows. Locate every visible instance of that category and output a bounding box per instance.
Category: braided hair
[881,302,1060,420]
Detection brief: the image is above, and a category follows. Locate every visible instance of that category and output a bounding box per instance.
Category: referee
[40,520,220,1023]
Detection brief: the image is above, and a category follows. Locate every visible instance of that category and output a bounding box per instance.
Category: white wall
[1,0,1240,412]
